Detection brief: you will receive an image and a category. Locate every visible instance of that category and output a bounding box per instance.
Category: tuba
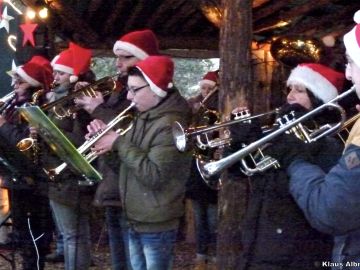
[41,75,119,119]
[47,102,135,177]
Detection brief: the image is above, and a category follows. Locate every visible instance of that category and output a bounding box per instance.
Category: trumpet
[41,74,119,119]
[197,85,356,180]
[48,102,135,176]
[173,108,279,152]
[0,91,16,115]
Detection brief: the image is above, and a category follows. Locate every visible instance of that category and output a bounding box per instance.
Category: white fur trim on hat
[137,66,167,97]
[287,66,337,103]
[16,66,41,87]
[113,41,148,60]
[52,64,74,74]
[344,10,360,68]
[70,75,78,83]
[200,79,216,87]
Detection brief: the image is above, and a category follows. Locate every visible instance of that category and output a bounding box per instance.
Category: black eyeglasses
[126,84,149,95]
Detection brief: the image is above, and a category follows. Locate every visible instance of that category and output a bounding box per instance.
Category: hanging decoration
[0,6,14,33]
[20,21,38,47]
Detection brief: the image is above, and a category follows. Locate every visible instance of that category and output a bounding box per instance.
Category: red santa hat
[16,55,54,91]
[287,63,345,103]
[344,10,360,68]
[135,56,174,97]
[51,42,92,83]
[200,70,219,87]
[113,29,159,59]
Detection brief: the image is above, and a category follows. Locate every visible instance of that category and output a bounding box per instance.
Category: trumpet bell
[196,157,222,190]
[172,121,188,152]
[17,138,34,152]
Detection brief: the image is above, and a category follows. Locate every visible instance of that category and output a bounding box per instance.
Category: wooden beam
[87,0,103,19]
[158,36,218,50]
[253,0,290,21]
[123,0,161,33]
[102,0,132,35]
[280,3,360,38]
[253,0,336,33]
[147,0,180,29]
[92,48,219,59]
[45,0,100,45]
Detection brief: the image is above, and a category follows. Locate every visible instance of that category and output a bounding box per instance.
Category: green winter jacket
[113,88,192,232]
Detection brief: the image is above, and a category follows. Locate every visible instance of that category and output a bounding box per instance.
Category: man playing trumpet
[86,55,192,270]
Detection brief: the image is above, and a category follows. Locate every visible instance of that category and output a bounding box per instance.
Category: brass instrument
[0,91,16,115]
[270,36,325,67]
[173,109,279,152]
[41,75,119,119]
[49,102,135,176]
[337,112,360,144]
[196,86,356,180]
[17,89,46,164]
[18,105,103,185]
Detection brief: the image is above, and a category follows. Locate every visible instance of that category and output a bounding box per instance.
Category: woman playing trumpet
[226,63,345,270]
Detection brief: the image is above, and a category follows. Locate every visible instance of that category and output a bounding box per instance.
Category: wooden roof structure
[18,0,360,57]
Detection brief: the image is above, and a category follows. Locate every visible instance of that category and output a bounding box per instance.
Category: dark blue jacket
[237,136,342,270]
[288,142,360,269]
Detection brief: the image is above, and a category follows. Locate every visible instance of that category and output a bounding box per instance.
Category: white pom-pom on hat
[344,9,360,67]
[354,10,360,24]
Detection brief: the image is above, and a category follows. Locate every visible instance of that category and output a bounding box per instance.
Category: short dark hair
[128,66,145,80]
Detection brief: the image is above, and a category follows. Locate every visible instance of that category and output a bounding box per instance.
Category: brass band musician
[226,63,345,270]
[41,42,96,270]
[74,29,160,270]
[186,70,220,270]
[0,55,54,270]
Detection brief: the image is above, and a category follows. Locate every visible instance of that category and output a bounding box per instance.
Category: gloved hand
[265,133,313,169]
[278,103,309,118]
[228,119,263,153]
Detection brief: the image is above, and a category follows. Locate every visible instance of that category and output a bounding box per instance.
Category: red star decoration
[20,22,38,47]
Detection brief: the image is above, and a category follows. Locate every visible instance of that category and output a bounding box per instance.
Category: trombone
[41,74,119,119]
[197,85,356,180]
[48,102,135,176]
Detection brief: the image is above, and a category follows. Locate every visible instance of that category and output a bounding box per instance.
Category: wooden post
[217,0,253,269]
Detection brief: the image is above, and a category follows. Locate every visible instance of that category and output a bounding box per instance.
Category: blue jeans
[50,200,91,270]
[105,206,132,270]
[50,203,64,255]
[192,200,217,256]
[128,228,177,270]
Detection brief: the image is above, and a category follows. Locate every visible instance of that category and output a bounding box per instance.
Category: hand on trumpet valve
[227,118,262,152]
[74,81,90,91]
[86,119,119,155]
[86,119,106,139]
[74,91,104,114]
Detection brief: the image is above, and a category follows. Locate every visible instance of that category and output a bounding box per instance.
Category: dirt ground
[0,239,196,270]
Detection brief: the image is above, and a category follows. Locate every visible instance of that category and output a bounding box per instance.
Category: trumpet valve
[233,109,251,122]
